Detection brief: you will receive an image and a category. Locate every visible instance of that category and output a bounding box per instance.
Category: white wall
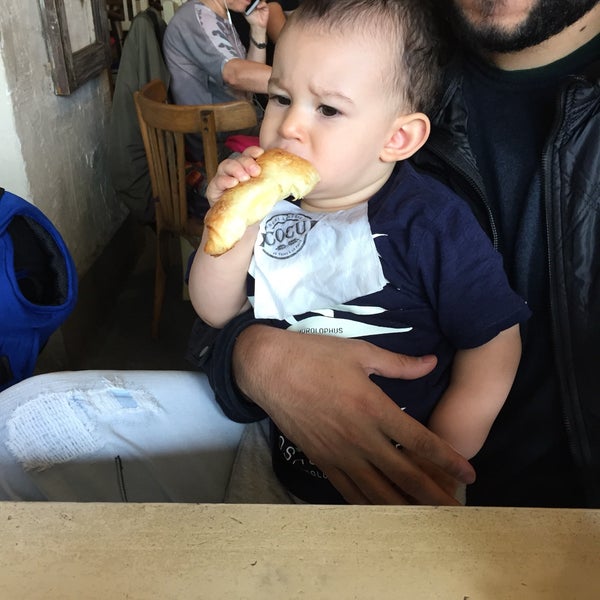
[0,51,27,195]
[0,0,126,275]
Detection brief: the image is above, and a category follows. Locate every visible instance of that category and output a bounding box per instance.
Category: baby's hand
[206,147,264,206]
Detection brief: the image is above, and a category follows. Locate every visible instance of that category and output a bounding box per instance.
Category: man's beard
[445,0,600,53]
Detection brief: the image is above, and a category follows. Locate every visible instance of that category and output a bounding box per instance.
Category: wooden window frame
[39,0,111,95]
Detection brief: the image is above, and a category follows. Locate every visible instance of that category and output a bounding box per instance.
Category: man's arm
[225,324,476,504]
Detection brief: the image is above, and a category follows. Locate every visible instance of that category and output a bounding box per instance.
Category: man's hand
[232,325,476,505]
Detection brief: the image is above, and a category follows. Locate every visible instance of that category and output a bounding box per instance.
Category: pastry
[203,148,320,256]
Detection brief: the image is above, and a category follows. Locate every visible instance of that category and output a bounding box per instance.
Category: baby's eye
[318,104,339,117]
[269,94,291,106]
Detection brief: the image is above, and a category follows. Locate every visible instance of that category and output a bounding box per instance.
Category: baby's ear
[380,113,430,162]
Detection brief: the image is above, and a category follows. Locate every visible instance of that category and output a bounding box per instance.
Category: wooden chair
[133,79,258,337]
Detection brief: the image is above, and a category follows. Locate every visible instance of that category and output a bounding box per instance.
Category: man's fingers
[361,344,438,381]
[370,439,463,505]
[403,448,464,501]
[325,453,460,506]
[323,467,370,505]
[381,408,476,486]
[324,463,410,505]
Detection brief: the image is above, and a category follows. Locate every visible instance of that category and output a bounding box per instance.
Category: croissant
[203,148,320,256]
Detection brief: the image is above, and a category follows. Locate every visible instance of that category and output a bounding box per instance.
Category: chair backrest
[133,79,258,233]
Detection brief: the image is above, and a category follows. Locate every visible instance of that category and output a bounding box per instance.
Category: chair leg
[152,229,168,339]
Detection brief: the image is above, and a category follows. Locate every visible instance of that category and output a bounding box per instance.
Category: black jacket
[196,58,600,508]
[412,58,600,507]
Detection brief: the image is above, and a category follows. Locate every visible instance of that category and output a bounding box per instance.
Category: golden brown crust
[203,148,320,256]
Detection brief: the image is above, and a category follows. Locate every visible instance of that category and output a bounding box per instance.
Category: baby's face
[260,24,401,212]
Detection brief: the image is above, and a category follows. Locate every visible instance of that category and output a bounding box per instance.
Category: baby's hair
[287,0,444,113]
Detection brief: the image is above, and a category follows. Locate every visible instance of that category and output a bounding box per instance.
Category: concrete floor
[34,228,199,377]
[78,233,198,372]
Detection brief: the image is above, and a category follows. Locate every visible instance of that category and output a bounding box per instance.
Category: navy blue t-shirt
[248,161,531,503]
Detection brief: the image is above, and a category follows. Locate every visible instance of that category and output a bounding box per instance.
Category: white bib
[249,201,387,319]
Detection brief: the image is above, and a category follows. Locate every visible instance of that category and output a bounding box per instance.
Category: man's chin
[446,0,600,54]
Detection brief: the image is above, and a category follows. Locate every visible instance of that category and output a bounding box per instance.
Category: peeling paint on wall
[0,0,127,275]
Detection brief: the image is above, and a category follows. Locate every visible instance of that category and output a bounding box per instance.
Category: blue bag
[0,188,78,391]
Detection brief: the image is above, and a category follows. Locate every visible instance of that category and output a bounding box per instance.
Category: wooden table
[1,503,598,599]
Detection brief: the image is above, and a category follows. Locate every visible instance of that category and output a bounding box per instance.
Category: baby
[189,0,531,504]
